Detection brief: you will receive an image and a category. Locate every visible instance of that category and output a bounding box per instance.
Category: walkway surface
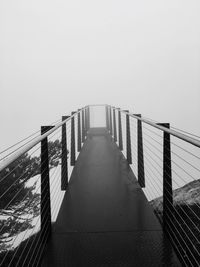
[41,128,180,267]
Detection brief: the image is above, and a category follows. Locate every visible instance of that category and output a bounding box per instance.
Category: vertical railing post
[85,107,88,137]
[135,114,145,188]
[41,126,54,243]
[118,109,123,150]
[77,109,81,152]
[109,106,113,137]
[82,109,85,143]
[125,110,132,164]
[158,123,173,231]
[113,108,117,142]
[61,116,69,190]
[88,106,90,130]
[106,106,109,131]
[84,108,86,139]
[71,112,76,166]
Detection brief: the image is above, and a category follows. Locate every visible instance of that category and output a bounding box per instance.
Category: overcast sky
[0,0,200,150]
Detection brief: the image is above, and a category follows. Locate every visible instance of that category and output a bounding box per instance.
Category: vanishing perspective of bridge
[0,105,200,266]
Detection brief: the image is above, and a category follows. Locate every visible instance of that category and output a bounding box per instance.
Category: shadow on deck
[41,128,180,267]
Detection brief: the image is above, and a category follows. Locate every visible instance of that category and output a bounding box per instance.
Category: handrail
[112,107,200,149]
[1,104,199,173]
[0,103,198,267]
[0,107,87,172]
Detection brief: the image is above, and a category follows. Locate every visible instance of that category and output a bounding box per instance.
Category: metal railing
[0,106,90,267]
[0,104,200,266]
[105,105,200,267]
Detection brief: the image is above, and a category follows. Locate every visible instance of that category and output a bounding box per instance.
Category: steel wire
[7,188,50,267]
[163,172,200,223]
[171,141,200,160]
[10,196,50,267]
[151,191,200,265]
[165,204,200,263]
[143,123,200,160]
[0,118,61,157]
[0,141,54,201]
[143,134,200,183]
[140,158,163,195]
[0,132,40,156]
[8,159,66,267]
[31,157,72,267]
[0,135,41,162]
[32,216,51,267]
[144,142,200,220]
[143,141,192,186]
[129,150,163,200]
[143,156,200,238]
[21,136,71,265]
[0,171,48,254]
[29,184,66,267]
[142,125,163,139]
[0,166,44,236]
[115,111,200,266]
[0,138,60,214]
[144,131,200,174]
[139,140,200,224]
[0,125,61,188]
[50,167,67,218]
[129,138,200,255]
[0,115,77,266]
[1,180,48,266]
[3,108,200,265]
[164,215,194,267]
[18,178,60,267]
[20,164,67,267]
[0,127,61,187]
[145,153,200,237]
[0,144,42,187]
[0,137,62,255]
[165,194,200,244]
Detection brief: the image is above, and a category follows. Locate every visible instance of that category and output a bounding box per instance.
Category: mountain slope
[150,179,200,212]
[150,179,200,266]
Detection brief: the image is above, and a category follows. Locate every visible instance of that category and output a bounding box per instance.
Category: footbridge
[0,105,200,266]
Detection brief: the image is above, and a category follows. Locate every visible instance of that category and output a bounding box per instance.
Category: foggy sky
[0,0,200,149]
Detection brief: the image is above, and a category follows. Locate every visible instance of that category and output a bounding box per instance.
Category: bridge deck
[42,128,180,267]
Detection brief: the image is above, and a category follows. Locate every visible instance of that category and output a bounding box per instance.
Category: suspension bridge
[0,105,200,266]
